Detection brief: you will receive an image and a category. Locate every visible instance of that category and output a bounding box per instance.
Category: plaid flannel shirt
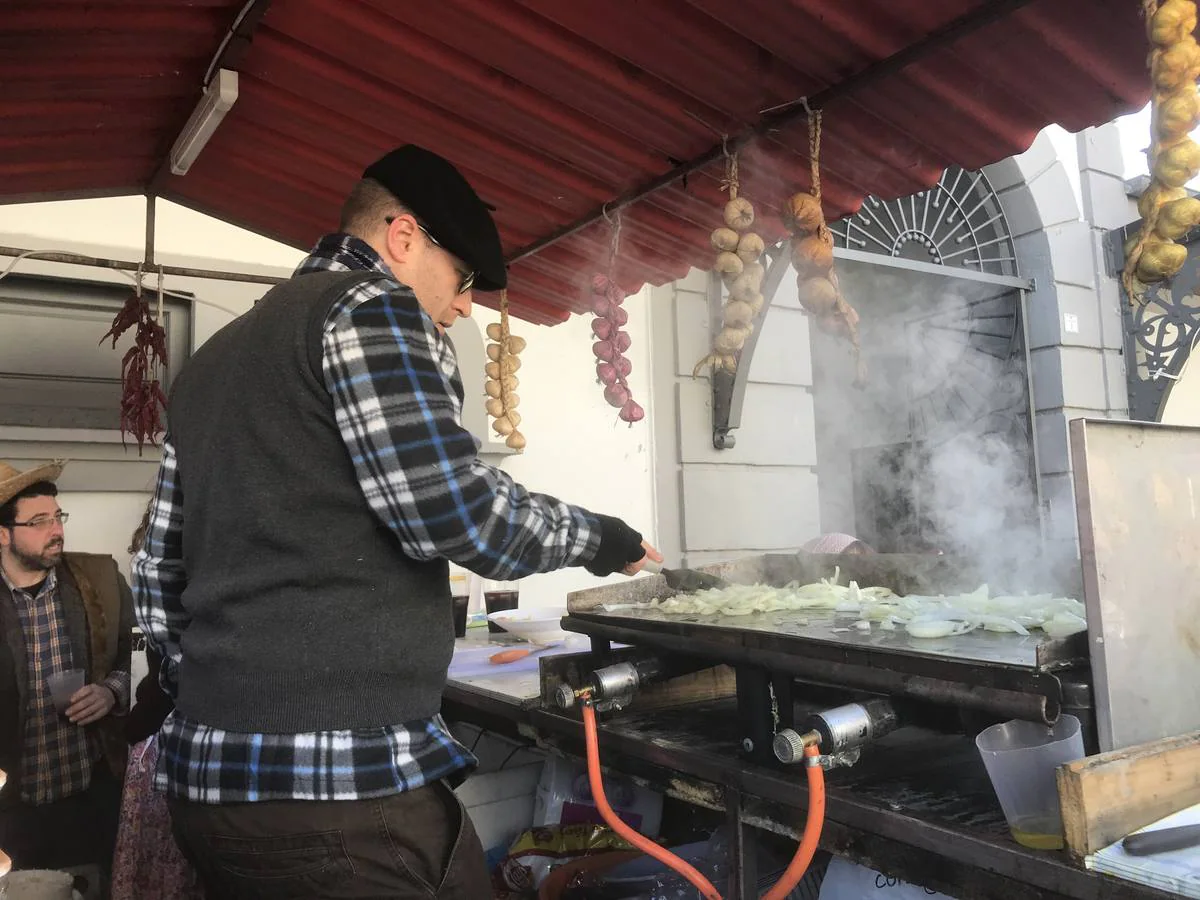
[4,569,128,805]
[134,234,599,803]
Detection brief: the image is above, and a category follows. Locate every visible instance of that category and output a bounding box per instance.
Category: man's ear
[385,214,421,264]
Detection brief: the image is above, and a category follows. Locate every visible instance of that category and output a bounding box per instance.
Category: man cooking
[0,459,132,878]
[133,144,662,898]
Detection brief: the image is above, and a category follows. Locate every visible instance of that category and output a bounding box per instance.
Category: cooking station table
[442,661,1173,900]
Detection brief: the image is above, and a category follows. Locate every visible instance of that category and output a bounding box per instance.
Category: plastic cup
[975,714,1084,850]
[46,669,85,715]
[452,595,469,638]
[484,581,519,634]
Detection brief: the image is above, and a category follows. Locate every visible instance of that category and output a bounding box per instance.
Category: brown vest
[61,553,130,779]
[0,552,130,804]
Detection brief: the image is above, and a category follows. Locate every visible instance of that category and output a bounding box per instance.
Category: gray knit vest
[167,270,452,733]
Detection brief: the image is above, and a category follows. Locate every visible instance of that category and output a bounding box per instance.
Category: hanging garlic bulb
[1123,0,1200,300]
[782,108,866,386]
[696,150,764,376]
[484,293,526,450]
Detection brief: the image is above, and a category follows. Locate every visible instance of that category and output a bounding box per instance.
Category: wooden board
[1057,730,1200,858]
[636,664,736,712]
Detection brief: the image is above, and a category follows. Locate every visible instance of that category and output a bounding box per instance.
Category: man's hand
[585,517,662,577]
[65,684,115,726]
[621,541,664,576]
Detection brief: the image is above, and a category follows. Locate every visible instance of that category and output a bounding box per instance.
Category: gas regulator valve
[774,699,897,769]
[554,658,665,713]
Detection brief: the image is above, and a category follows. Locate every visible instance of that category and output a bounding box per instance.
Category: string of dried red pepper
[99,272,168,452]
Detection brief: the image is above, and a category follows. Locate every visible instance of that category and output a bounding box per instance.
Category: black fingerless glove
[584,514,644,577]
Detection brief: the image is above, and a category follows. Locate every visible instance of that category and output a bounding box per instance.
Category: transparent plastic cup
[484,580,519,634]
[975,714,1084,850]
[46,668,85,715]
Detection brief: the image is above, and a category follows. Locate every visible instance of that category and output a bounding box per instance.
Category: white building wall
[0,197,656,605]
[488,287,658,608]
[985,124,1134,560]
[649,267,820,568]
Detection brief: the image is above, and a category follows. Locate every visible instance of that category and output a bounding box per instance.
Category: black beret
[363,145,506,292]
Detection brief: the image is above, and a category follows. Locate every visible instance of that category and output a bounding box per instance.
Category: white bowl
[486,606,573,645]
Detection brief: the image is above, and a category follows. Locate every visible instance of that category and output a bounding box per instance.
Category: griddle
[563,552,1089,728]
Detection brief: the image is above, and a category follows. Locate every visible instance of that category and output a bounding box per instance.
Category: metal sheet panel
[1070,418,1200,751]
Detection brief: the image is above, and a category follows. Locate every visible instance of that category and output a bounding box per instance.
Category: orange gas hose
[761,743,825,900]
[582,701,723,900]
[581,702,827,900]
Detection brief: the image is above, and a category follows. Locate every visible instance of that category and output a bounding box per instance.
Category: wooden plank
[1057,730,1200,858]
[636,665,736,712]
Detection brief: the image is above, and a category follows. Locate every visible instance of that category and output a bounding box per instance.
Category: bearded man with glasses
[0,459,134,884]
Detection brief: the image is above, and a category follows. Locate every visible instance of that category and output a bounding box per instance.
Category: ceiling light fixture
[169,68,239,176]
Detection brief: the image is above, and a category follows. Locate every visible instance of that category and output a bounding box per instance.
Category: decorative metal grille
[830,167,1018,278]
[903,292,1027,442]
[1113,225,1200,422]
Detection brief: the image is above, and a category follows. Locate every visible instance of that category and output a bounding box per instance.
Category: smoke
[809,264,1077,594]
[923,432,1041,585]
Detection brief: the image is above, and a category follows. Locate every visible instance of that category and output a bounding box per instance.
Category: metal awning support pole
[0,245,286,287]
[144,194,156,269]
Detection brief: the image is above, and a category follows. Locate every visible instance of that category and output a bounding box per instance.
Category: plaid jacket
[134,234,600,802]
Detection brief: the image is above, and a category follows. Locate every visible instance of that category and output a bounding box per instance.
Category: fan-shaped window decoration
[830,167,1018,278]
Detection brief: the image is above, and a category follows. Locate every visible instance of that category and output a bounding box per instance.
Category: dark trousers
[0,766,122,875]
[167,782,491,899]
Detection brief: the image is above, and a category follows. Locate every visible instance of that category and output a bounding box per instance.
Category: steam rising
[810,262,1078,594]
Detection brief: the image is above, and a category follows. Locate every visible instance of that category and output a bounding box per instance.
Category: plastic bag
[498,823,635,893]
[583,828,828,900]
[535,756,663,836]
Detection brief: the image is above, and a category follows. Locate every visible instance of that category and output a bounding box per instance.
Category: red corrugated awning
[2,0,1151,323]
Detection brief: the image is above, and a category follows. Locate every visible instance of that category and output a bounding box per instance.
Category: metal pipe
[144,194,157,268]
[505,0,1039,265]
[0,245,286,287]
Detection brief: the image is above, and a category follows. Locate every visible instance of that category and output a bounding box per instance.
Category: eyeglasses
[12,512,69,530]
[385,216,476,295]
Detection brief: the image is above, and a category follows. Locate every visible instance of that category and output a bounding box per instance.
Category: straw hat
[0,459,66,508]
